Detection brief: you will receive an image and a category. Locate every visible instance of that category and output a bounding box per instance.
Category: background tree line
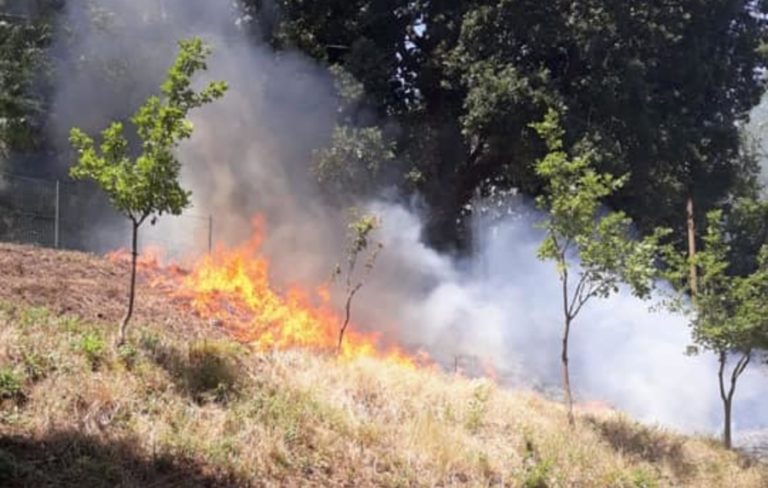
[3,0,768,253]
[241,0,768,251]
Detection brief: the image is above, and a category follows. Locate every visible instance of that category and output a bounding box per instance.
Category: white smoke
[747,94,768,189]
[48,0,768,437]
[369,201,768,434]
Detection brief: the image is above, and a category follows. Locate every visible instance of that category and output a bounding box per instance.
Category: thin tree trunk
[562,315,574,426]
[337,284,361,354]
[117,220,139,347]
[559,261,575,426]
[717,351,730,448]
[723,394,733,450]
[717,350,751,449]
[686,196,698,297]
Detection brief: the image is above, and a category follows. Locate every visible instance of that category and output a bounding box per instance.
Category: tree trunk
[717,350,751,449]
[117,221,139,347]
[337,284,360,355]
[686,196,698,297]
[723,394,733,450]
[562,316,574,426]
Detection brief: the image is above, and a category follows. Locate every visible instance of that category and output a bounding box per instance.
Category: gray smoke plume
[370,201,768,433]
[48,0,768,437]
[747,95,768,189]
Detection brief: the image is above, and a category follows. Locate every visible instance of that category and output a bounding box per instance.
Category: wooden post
[54,180,60,248]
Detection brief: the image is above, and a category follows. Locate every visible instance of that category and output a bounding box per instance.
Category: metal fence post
[208,215,213,254]
[54,180,60,248]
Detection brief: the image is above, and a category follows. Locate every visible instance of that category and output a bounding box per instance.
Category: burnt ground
[0,243,218,341]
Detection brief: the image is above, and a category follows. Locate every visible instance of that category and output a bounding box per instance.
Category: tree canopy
[0,2,59,157]
[244,0,768,250]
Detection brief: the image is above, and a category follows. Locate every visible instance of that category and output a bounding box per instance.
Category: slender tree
[69,38,227,346]
[662,202,768,448]
[532,109,666,425]
[333,212,383,354]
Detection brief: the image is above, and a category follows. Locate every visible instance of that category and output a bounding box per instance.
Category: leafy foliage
[0,8,55,156]
[314,126,395,199]
[662,204,768,355]
[78,332,106,370]
[0,367,22,400]
[533,109,667,307]
[69,37,227,225]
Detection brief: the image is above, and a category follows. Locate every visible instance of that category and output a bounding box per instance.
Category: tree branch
[561,256,570,321]
[718,350,728,404]
[570,278,599,319]
[568,274,589,318]
[729,350,752,400]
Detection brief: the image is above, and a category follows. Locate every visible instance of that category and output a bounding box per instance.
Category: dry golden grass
[0,300,766,487]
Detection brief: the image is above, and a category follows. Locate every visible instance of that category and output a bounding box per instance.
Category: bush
[465,382,491,433]
[185,341,243,403]
[21,350,55,382]
[523,459,553,488]
[78,333,106,370]
[521,435,553,488]
[631,468,658,488]
[0,368,23,400]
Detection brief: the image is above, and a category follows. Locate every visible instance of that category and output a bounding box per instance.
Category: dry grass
[0,243,766,487]
[1,305,765,487]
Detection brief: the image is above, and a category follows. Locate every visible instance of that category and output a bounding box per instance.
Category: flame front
[131,217,423,368]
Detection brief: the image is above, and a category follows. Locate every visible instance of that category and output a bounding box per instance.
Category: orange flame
[120,217,425,368]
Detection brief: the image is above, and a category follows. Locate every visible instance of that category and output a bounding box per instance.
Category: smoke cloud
[370,202,768,433]
[48,0,768,437]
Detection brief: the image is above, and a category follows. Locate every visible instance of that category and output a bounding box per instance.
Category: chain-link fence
[0,172,213,258]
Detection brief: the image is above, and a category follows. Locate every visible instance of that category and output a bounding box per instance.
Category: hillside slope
[0,243,765,487]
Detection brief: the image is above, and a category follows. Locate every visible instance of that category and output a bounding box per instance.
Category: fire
[117,217,424,368]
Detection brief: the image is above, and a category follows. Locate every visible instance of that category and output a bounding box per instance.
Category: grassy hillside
[0,244,766,487]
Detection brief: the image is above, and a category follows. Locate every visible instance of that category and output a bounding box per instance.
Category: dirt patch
[0,243,220,340]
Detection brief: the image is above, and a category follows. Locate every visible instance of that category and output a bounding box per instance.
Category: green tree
[69,38,227,346]
[333,211,383,354]
[310,64,399,203]
[532,110,666,425]
[314,126,396,200]
[0,5,58,157]
[661,201,768,449]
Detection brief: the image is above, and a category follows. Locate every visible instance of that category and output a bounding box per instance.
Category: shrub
[465,383,491,433]
[0,368,22,400]
[21,350,55,382]
[78,333,106,370]
[185,341,243,403]
[631,468,658,488]
[523,459,553,488]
